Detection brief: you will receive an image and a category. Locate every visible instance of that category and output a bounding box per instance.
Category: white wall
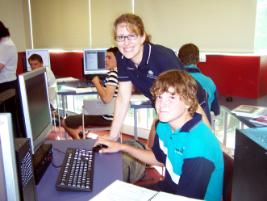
[135,0,257,53]
[0,0,258,53]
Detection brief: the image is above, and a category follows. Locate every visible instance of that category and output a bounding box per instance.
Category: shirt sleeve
[0,44,9,64]
[116,53,130,82]
[105,71,118,86]
[211,91,220,115]
[176,157,215,199]
[46,68,56,87]
[152,135,167,164]
[195,81,211,123]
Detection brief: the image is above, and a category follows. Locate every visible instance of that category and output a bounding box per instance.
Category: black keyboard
[56,148,94,192]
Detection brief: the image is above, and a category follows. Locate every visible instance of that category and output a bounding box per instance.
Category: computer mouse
[92,144,108,152]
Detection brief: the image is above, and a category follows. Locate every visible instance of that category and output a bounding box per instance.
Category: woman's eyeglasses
[116,34,138,42]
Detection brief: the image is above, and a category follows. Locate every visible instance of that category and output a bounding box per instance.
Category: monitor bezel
[25,49,51,72]
[83,48,108,75]
[18,67,52,154]
[0,113,21,201]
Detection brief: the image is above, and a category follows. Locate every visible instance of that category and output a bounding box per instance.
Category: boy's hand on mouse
[94,137,122,153]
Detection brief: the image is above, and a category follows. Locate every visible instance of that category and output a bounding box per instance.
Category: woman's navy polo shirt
[116,43,183,101]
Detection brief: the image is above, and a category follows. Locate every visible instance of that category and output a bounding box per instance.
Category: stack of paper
[231,105,267,118]
[56,77,79,83]
[250,115,267,126]
[90,180,203,201]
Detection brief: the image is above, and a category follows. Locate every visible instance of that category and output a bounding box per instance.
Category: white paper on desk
[89,180,203,201]
[151,192,203,201]
[89,180,157,201]
[58,85,76,92]
[75,87,95,94]
[59,85,95,93]
[231,105,267,118]
[56,77,79,83]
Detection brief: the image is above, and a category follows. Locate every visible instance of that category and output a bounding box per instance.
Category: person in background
[62,47,119,139]
[94,70,224,201]
[178,43,220,116]
[109,13,210,141]
[0,21,18,93]
[28,53,57,107]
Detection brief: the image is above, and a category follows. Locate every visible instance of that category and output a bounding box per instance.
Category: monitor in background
[0,113,21,201]
[83,48,108,78]
[25,49,51,72]
[18,67,52,154]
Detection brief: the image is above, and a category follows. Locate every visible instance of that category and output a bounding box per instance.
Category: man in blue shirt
[178,43,220,116]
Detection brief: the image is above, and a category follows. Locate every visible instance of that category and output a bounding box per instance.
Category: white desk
[57,83,154,140]
[56,80,97,117]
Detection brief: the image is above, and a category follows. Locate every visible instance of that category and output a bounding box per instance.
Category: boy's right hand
[93,137,122,154]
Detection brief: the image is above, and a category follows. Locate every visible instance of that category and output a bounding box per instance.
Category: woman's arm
[109,81,132,140]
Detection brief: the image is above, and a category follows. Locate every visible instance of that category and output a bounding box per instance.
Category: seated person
[28,53,57,108]
[62,47,119,139]
[178,43,220,116]
[94,70,224,201]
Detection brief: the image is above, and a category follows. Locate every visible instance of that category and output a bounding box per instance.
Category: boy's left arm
[176,157,214,199]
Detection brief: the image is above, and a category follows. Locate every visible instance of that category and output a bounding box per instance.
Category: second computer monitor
[18,67,52,154]
[83,48,108,77]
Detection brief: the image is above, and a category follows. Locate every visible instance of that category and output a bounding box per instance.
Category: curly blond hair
[151,70,198,116]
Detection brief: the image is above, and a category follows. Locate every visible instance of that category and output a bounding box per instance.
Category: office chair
[223,151,234,201]
[81,98,122,140]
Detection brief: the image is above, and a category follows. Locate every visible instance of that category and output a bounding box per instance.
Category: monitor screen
[25,49,51,72]
[18,67,52,154]
[0,113,21,201]
[83,48,108,75]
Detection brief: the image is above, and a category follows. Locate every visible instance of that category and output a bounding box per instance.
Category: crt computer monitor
[18,67,52,154]
[25,49,51,72]
[0,113,21,201]
[83,48,108,76]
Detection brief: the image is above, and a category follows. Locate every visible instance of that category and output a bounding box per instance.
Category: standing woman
[108,13,210,141]
[0,21,18,93]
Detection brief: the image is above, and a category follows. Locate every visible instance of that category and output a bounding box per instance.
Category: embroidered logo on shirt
[147,70,156,79]
[175,147,185,155]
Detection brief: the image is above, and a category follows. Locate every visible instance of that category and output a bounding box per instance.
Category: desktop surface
[233,114,266,128]
[37,139,122,201]
[58,80,93,88]
[57,80,96,95]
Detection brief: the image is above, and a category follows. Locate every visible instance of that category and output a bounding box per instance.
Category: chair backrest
[83,97,115,115]
[223,152,234,201]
